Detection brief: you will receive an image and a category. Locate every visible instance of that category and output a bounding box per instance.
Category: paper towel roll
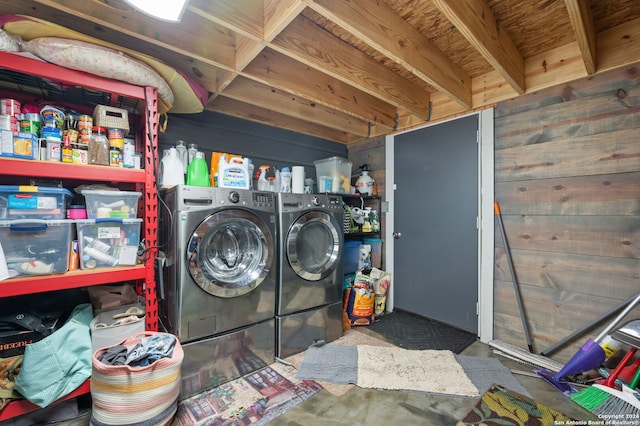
[292,166,305,194]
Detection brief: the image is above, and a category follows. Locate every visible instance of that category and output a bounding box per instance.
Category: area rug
[367,309,477,353]
[286,328,395,397]
[455,355,532,398]
[456,384,583,425]
[356,345,480,396]
[173,363,322,426]
[295,341,534,400]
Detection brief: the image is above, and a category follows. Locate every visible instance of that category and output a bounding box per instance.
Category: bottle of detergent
[210,152,228,187]
[280,167,292,193]
[186,151,210,186]
[218,155,250,189]
[159,147,184,188]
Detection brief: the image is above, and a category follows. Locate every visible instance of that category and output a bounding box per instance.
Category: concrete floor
[272,329,597,425]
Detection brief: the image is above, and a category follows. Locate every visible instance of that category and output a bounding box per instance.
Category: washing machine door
[187,209,273,297]
[287,211,341,281]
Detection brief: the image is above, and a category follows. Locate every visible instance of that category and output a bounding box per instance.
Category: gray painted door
[393,115,479,333]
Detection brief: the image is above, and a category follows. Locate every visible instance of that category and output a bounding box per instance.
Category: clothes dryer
[160,185,276,399]
[276,192,344,358]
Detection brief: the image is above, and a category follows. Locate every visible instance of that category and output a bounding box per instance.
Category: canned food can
[0,114,13,131]
[20,119,41,136]
[109,148,121,167]
[0,98,21,117]
[107,128,125,149]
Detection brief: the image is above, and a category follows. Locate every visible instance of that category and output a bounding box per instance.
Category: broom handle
[603,347,637,388]
[594,293,640,342]
[630,362,640,390]
[543,293,640,356]
[494,201,534,353]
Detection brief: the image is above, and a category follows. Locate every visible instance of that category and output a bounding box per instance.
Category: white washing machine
[160,185,276,399]
[276,192,344,358]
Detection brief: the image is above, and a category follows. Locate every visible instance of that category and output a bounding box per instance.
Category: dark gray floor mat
[366,309,477,353]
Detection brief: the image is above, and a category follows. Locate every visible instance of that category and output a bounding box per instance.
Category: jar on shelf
[88,126,109,166]
[78,114,93,144]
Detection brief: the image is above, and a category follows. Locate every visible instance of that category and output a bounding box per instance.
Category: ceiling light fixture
[124,0,188,22]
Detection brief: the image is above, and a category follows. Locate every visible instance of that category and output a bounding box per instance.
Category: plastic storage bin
[0,185,72,220]
[344,240,362,274]
[82,190,141,219]
[0,219,73,277]
[363,237,382,269]
[76,218,142,269]
[314,156,352,194]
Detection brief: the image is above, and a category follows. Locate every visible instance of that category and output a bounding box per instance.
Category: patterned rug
[285,328,395,397]
[173,362,321,426]
[367,309,477,353]
[456,384,588,425]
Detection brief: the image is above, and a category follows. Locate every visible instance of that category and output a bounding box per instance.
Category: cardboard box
[12,132,39,160]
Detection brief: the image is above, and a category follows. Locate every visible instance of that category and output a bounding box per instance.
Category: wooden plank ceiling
[1,0,640,143]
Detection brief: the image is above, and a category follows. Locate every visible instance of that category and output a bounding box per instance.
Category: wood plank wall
[494,63,640,363]
[349,63,640,363]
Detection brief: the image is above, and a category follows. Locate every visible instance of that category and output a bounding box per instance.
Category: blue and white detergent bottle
[218,155,250,189]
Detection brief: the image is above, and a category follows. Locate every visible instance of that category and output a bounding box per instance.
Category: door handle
[393,232,401,239]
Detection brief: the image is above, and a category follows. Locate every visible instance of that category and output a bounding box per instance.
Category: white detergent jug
[356,170,375,196]
[159,147,184,188]
[218,155,250,189]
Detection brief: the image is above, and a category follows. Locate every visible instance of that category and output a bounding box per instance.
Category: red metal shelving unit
[0,52,159,421]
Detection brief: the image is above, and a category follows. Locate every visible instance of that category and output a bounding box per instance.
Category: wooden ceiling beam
[209,96,354,143]
[271,15,431,120]
[433,0,525,95]
[564,0,597,75]
[305,0,472,109]
[243,48,398,129]
[223,77,372,137]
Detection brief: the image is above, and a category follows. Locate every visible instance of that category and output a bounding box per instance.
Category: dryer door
[187,209,274,297]
[287,211,342,281]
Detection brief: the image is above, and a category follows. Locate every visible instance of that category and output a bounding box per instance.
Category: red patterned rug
[174,363,321,426]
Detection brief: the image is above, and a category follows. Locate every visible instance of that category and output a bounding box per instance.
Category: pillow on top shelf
[22,36,174,109]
